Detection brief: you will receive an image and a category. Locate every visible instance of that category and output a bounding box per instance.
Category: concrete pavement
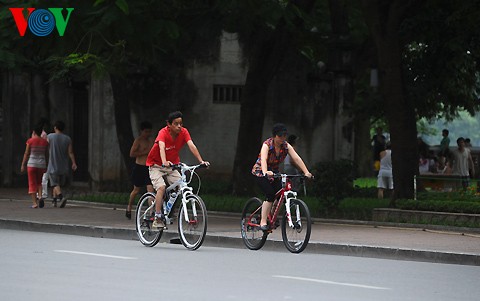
[1,188,479,265]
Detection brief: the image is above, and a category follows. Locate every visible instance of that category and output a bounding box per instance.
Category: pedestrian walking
[21,124,49,208]
[46,121,77,208]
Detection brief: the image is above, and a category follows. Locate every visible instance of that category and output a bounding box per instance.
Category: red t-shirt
[146,126,192,166]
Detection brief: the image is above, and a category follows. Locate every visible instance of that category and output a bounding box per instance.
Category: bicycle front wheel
[177,194,207,250]
[241,197,267,250]
[135,192,162,247]
[281,198,311,253]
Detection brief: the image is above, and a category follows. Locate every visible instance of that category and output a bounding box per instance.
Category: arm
[158,141,170,166]
[260,143,270,176]
[287,144,312,178]
[129,138,140,158]
[21,144,31,172]
[468,152,475,176]
[68,142,77,171]
[186,140,209,166]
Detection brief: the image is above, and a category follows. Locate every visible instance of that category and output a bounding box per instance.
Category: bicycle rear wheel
[178,194,207,250]
[135,192,162,247]
[281,198,311,253]
[241,197,267,250]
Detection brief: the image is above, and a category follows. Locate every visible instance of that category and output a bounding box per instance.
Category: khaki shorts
[149,165,181,191]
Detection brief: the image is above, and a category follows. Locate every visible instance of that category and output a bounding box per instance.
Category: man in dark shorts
[126,121,155,219]
[46,121,77,208]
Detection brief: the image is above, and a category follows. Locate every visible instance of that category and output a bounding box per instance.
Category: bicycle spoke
[135,192,162,247]
[178,195,207,250]
[241,197,267,250]
[281,199,311,253]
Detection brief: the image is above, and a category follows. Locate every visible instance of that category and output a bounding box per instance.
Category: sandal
[30,205,38,209]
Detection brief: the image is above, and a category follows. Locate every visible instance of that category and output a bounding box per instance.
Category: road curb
[1,218,478,266]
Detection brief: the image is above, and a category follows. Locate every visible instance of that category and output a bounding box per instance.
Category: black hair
[272,123,287,137]
[442,129,449,135]
[140,121,152,130]
[33,125,43,136]
[167,111,183,124]
[457,137,465,144]
[287,134,298,145]
[54,120,65,131]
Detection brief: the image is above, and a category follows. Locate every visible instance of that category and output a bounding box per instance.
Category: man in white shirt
[451,137,475,190]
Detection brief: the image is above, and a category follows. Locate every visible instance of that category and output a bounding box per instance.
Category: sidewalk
[0,188,479,265]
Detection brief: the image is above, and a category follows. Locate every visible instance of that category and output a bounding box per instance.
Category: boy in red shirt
[146,111,209,228]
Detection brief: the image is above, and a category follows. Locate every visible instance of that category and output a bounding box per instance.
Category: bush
[309,159,356,210]
[397,198,480,214]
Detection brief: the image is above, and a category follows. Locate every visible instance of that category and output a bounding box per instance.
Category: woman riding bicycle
[251,123,313,231]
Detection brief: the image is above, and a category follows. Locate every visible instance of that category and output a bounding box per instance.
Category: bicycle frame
[246,174,300,230]
[268,174,298,229]
[144,163,203,225]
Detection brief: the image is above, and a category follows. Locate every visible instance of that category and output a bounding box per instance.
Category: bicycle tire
[281,198,311,253]
[135,192,162,247]
[177,194,208,250]
[241,197,267,250]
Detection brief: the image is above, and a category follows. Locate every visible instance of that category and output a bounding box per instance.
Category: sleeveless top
[251,138,288,177]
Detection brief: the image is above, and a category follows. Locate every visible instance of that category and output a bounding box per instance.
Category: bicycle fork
[284,191,300,229]
[181,188,198,225]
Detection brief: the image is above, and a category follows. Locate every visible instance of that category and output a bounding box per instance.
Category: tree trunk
[361,0,418,201]
[110,75,135,176]
[231,25,288,195]
[231,0,315,195]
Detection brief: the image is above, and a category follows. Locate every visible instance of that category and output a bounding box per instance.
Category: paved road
[1,188,479,265]
[1,229,479,301]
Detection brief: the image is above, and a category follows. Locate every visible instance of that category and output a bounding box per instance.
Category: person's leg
[149,166,167,228]
[126,186,140,219]
[57,175,69,208]
[27,167,38,208]
[377,175,385,199]
[36,169,46,208]
[128,164,142,215]
[41,173,48,199]
[377,188,384,199]
[255,176,277,228]
[29,193,38,208]
[154,185,166,215]
[462,176,469,190]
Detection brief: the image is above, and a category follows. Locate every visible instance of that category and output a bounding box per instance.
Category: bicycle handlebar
[267,173,314,179]
[164,162,209,172]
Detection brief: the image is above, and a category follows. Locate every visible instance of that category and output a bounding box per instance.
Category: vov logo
[9,8,74,37]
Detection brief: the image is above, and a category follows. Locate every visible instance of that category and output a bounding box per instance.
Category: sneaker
[152,217,165,229]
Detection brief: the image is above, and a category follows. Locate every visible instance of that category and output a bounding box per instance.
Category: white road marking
[273,275,390,290]
[54,250,137,260]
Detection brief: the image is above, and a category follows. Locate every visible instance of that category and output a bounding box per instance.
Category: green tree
[1,0,226,176]
[228,0,317,195]
[360,0,480,201]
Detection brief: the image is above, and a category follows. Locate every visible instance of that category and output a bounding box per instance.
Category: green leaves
[115,0,129,15]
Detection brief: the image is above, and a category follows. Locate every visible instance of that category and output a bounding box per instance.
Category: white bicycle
[135,162,208,250]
